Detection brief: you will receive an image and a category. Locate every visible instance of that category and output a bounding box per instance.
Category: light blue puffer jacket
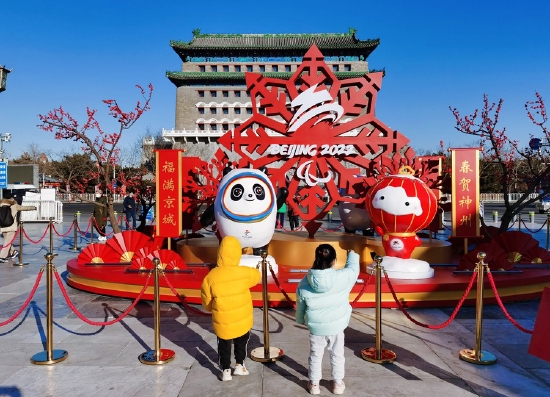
[295,251,360,336]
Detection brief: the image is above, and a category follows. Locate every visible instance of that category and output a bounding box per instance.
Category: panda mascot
[206,167,287,273]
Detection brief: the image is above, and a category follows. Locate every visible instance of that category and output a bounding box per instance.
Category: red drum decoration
[365,166,438,259]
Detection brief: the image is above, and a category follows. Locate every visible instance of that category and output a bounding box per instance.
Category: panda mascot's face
[214,168,277,248]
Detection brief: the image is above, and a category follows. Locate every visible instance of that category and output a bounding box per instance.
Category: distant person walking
[123,192,137,230]
[0,192,37,262]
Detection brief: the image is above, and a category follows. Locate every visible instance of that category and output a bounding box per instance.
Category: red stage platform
[66,232,550,308]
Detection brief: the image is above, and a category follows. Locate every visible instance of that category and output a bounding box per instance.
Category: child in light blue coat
[296,244,359,395]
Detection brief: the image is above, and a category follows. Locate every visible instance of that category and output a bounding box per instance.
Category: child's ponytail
[312,244,336,270]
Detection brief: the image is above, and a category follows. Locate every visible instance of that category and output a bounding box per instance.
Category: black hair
[312,244,336,270]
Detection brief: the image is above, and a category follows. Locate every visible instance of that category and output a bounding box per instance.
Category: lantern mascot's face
[214,168,277,249]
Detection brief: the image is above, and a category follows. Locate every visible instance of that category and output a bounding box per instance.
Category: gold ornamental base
[361,347,396,364]
[139,349,176,365]
[31,350,68,365]
[250,346,284,363]
[459,349,497,365]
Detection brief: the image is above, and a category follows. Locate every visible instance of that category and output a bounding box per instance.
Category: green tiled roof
[166,70,385,86]
[170,29,379,60]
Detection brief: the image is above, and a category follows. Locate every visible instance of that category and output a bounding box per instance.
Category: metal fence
[20,200,63,223]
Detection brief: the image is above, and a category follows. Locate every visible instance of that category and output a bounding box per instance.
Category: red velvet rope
[519,218,548,234]
[77,218,92,235]
[54,269,152,326]
[0,230,19,249]
[351,274,372,308]
[486,271,534,334]
[52,221,75,237]
[22,226,49,244]
[384,269,478,329]
[319,223,344,232]
[161,272,212,316]
[0,269,44,327]
[269,265,296,309]
[91,218,115,237]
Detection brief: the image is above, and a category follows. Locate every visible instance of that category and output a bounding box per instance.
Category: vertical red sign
[451,148,481,238]
[155,150,183,237]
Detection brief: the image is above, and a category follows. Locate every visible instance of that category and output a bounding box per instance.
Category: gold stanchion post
[361,255,396,364]
[251,251,284,363]
[90,214,95,244]
[48,218,58,257]
[70,214,80,251]
[139,258,176,364]
[459,252,497,365]
[13,221,28,266]
[546,214,549,250]
[31,253,68,364]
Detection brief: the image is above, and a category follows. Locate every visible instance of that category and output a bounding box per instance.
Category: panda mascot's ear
[258,166,268,175]
[223,166,232,176]
[276,187,289,210]
[200,204,215,227]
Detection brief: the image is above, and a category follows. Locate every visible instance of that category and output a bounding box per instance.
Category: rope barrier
[0,230,19,249]
[91,218,115,237]
[77,218,93,236]
[161,272,212,316]
[51,221,75,237]
[269,265,296,309]
[22,226,49,244]
[54,269,153,326]
[0,269,44,327]
[384,269,478,329]
[351,274,372,308]
[519,218,548,234]
[486,272,534,334]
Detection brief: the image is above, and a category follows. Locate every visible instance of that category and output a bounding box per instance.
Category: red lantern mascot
[365,167,438,278]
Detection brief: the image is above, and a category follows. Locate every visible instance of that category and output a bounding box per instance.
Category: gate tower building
[164,28,380,157]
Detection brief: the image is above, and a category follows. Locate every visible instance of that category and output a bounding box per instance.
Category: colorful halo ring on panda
[214,168,277,249]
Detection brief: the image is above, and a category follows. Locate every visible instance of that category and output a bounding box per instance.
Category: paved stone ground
[0,219,549,396]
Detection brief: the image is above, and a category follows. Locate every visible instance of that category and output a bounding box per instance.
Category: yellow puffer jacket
[201,236,261,340]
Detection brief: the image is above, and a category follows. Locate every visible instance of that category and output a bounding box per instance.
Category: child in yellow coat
[201,236,261,381]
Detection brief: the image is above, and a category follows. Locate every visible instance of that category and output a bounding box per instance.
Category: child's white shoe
[233,363,249,376]
[333,380,345,394]
[307,381,320,395]
[220,368,232,381]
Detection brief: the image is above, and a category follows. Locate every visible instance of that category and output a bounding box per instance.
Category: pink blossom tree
[451,92,549,231]
[38,84,153,233]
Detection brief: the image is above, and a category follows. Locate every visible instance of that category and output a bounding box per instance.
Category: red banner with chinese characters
[451,148,481,238]
[155,150,183,237]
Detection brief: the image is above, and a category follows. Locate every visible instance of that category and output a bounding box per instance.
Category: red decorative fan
[481,225,500,242]
[130,249,186,271]
[77,243,119,265]
[105,231,156,263]
[519,246,550,264]
[457,243,506,271]
[492,231,539,264]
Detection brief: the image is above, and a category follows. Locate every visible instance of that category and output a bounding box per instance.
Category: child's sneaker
[220,368,232,381]
[307,381,320,395]
[233,363,249,376]
[333,380,345,394]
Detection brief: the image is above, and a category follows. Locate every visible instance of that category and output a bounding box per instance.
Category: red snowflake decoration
[181,45,442,236]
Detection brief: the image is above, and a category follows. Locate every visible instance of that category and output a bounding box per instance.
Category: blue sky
[2,1,549,160]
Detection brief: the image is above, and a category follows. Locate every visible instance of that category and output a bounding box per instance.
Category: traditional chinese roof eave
[165,70,386,87]
[169,31,380,62]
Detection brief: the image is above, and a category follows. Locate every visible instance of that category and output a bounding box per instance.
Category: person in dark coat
[123,192,137,230]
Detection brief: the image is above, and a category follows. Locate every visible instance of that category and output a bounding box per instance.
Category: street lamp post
[0,65,12,93]
[0,133,11,201]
